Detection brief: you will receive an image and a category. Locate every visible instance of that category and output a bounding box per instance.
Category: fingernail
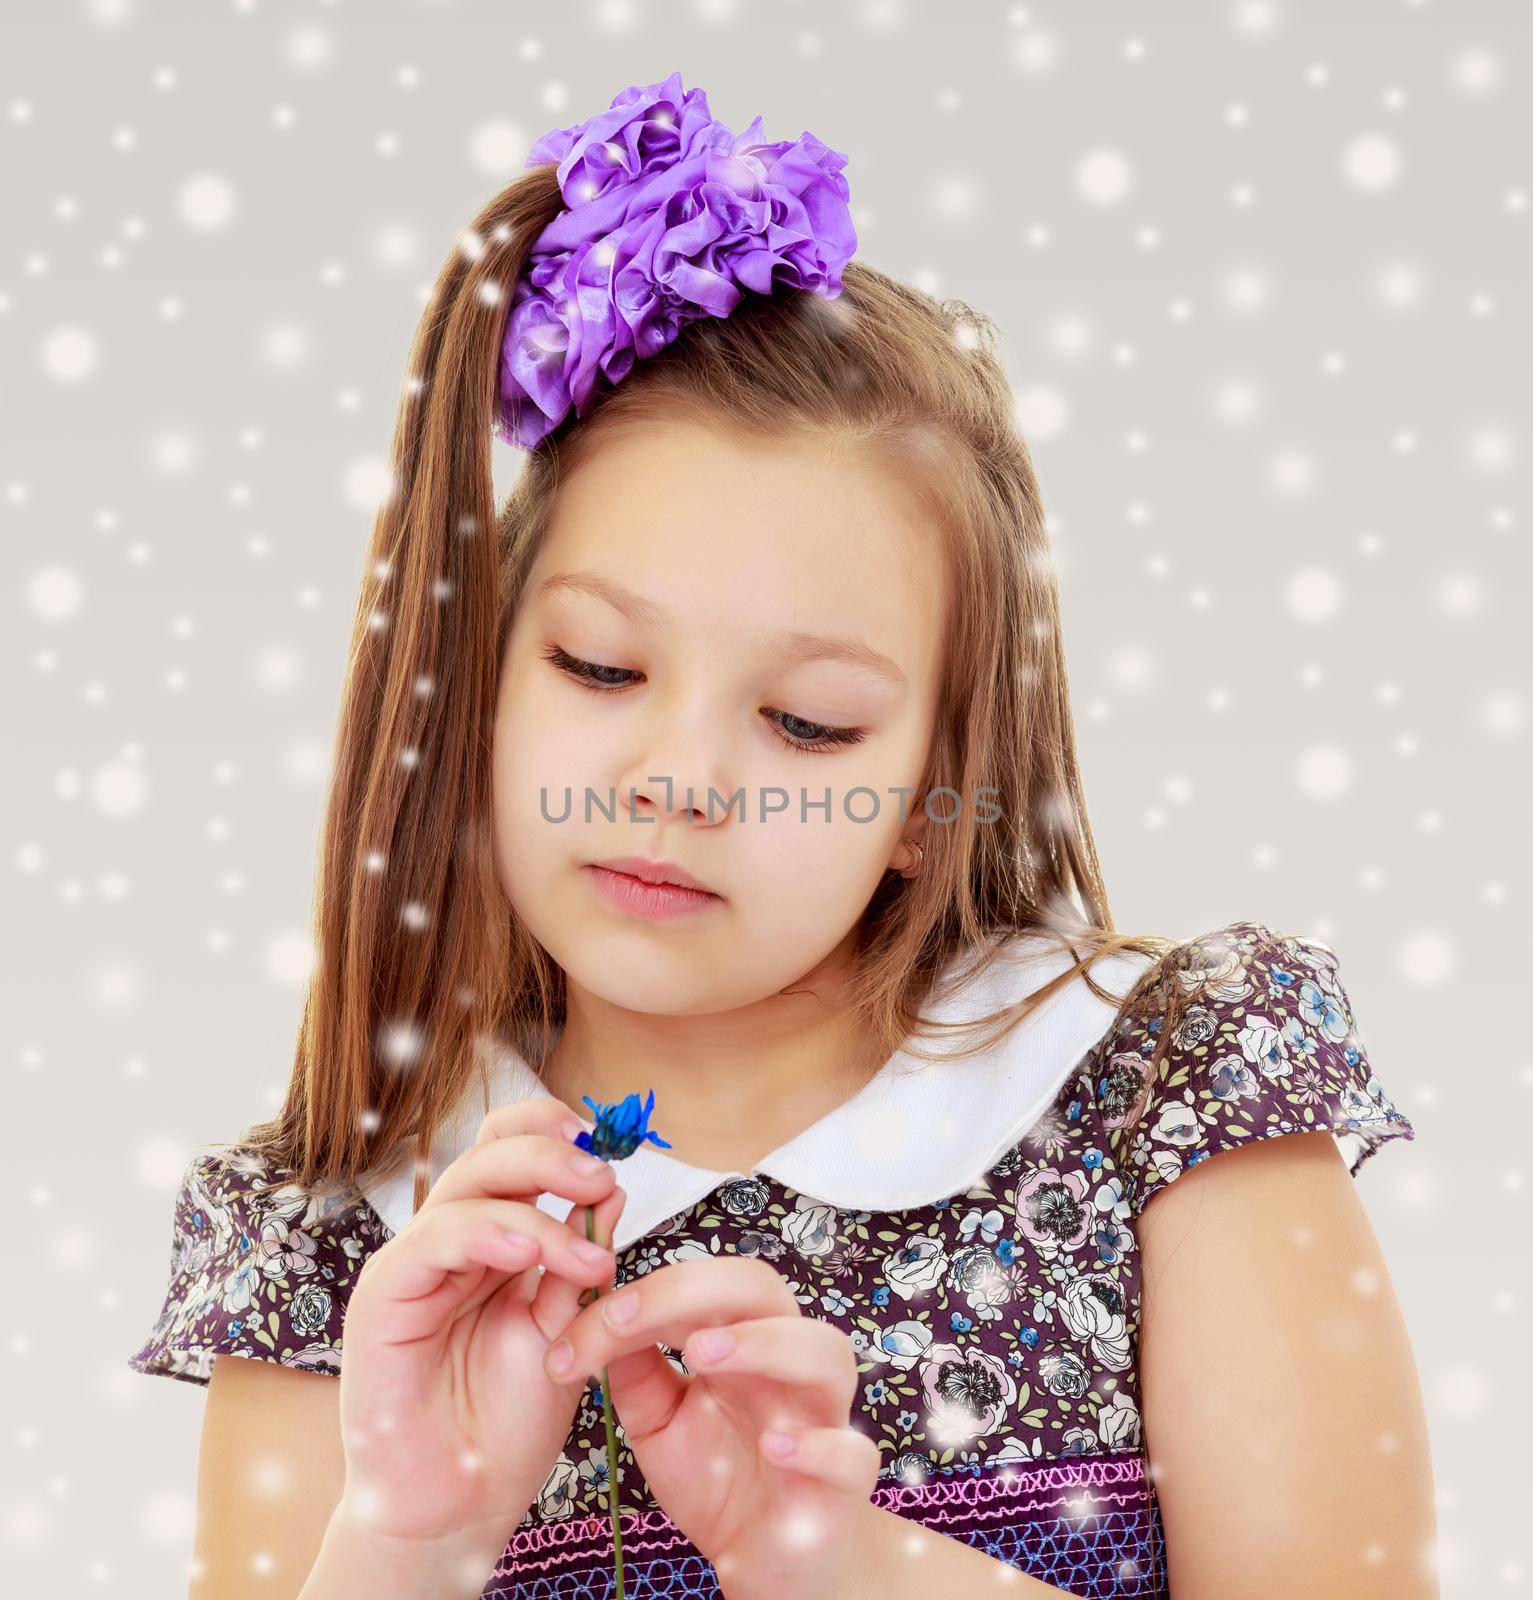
[559,1119,585,1142]
[571,1237,609,1263]
[694,1327,734,1361]
[761,1430,797,1458]
[545,1339,574,1376]
[570,1151,605,1175]
[603,1289,640,1326]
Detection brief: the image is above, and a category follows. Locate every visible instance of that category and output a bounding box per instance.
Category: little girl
[130,71,1438,1600]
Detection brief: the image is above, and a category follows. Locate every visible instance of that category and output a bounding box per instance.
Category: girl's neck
[536,941,890,1174]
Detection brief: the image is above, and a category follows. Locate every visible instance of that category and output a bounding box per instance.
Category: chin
[559,919,757,1012]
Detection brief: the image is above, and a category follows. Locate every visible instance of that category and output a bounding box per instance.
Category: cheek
[498,664,608,805]
[491,681,595,899]
[743,801,905,932]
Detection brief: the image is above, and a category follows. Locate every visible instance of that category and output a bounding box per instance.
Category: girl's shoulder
[1070,917,1415,1219]
[128,1143,394,1388]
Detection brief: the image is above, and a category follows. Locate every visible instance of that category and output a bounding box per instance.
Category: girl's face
[492,418,948,1016]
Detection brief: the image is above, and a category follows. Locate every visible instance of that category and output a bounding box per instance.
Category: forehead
[533,420,948,662]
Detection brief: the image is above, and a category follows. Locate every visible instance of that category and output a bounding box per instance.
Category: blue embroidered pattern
[483,1452,1166,1598]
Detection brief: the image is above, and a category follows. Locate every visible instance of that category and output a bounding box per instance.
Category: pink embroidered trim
[495,1449,1152,1581]
[498,1507,696,1578]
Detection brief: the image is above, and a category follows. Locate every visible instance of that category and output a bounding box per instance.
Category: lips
[583,860,722,923]
[590,855,717,895]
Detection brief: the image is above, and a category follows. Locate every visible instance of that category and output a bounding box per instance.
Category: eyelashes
[540,643,868,756]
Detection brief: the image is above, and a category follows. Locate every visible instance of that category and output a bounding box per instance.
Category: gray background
[4,0,1527,1593]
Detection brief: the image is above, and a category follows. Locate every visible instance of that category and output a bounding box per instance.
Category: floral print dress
[129,920,1415,1598]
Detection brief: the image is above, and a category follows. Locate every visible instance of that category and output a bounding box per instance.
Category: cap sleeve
[1091,920,1415,1219]
[129,1145,394,1388]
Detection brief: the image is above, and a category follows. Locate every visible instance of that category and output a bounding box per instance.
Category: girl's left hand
[543,1254,884,1600]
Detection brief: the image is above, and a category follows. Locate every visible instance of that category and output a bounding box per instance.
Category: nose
[622,767,725,827]
[618,703,735,827]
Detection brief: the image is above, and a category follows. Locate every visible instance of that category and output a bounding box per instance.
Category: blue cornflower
[576,1089,673,1161]
[567,1087,672,1600]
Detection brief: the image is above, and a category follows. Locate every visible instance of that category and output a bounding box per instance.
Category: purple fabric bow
[495,69,858,450]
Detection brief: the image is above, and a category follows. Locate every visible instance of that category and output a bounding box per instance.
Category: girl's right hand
[332,1097,626,1565]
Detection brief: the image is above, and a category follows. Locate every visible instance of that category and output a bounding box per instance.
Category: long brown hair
[237,164,1195,1207]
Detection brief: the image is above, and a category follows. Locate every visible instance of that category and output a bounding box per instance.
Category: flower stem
[581,1202,626,1600]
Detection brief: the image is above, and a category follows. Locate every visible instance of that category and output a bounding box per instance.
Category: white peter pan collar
[359,934,1158,1254]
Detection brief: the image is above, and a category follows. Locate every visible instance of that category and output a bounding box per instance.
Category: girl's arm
[192,1355,347,1598]
[1136,1128,1439,1598]
[194,1355,505,1600]
[299,1492,524,1600]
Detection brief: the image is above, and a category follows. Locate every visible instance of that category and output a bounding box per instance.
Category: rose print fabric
[130,1144,391,1386]
[130,920,1415,1598]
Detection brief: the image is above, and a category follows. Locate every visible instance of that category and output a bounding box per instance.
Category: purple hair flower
[496,69,858,450]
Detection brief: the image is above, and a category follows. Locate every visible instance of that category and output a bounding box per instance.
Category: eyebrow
[536,569,909,689]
